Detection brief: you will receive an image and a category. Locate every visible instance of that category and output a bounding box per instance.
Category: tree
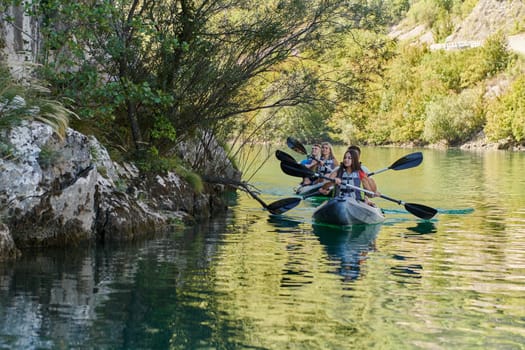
[5,0,380,170]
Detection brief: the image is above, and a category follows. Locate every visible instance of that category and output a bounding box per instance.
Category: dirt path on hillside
[508,34,525,55]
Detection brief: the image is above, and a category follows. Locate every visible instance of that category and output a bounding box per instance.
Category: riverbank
[0,121,240,261]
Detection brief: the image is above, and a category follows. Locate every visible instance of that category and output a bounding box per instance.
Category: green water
[1,147,525,349]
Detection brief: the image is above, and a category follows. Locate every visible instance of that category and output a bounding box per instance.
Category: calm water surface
[1,147,525,349]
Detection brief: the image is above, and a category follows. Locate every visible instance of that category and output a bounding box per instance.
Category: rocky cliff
[0,121,239,258]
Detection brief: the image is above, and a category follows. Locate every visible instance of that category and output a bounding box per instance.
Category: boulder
[0,121,232,253]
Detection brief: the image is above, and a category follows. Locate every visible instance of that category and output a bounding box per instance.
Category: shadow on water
[312,223,382,282]
[267,214,303,229]
[406,221,437,235]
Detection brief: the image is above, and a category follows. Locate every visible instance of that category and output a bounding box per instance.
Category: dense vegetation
[1,0,524,176]
[2,0,394,172]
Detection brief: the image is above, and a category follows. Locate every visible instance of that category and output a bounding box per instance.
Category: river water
[1,146,524,349]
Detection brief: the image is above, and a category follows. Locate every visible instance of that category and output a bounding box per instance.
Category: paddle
[266,197,302,215]
[280,162,437,220]
[245,187,301,215]
[367,152,423,176]
[286,136,308,155]
[291,152,423,198]
[275,150,298,164]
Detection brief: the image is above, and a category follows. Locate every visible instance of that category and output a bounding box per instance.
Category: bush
[423,87,485,145]
[485,76,525,143]
[480,32,510,78]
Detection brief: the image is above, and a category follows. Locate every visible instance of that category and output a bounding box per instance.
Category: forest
[1,0,524,175]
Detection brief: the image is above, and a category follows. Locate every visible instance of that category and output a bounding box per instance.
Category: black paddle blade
[391,152,423,171]
[267,197,301,215]
[275,150,297,164]
[404,203,437,220]
[280,161,314,178]
[286,137,308,155]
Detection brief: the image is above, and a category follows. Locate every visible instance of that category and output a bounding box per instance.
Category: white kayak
[295,182,325,196]
[312,196,385,226]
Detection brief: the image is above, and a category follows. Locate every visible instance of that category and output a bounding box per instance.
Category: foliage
[382,0,411,24]
[406,0,443,29]
[0,62,75,140]
[134,147,204,193]
[423,86,485,145]
[485,76,525,143]
[315,29,397,144]
[403,0,477,42]
[454,0,478,19]
[277,104,333,144]
[479,32,511,78]
[24,0,383,173]
[2,0,523,158]
[365,34,512,145]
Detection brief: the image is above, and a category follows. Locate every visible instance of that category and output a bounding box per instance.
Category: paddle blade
[275,150,297,164]
[404,203,437,220]
[390,152,423,171]
[286,137,308,155]
[267,197,301,215]
[280,161,315,178]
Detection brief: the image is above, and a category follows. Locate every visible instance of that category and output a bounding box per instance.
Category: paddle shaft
[314,173,380,198]
[301,166,425,206]
[244,186,270,209]
[367,167,388,176]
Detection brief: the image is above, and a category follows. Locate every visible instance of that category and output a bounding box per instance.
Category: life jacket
[319,157,336,175]
[300,155,318,167]
[337,168,366,200]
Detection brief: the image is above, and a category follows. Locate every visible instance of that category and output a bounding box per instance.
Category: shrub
[1,62,76,139]
[485,76,525,143]
[480,32,510,78]
[423,87,485,145]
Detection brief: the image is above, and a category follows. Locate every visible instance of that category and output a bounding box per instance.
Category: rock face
[0,223,20,260]
[0,121,238,255]
[447,0,525,42]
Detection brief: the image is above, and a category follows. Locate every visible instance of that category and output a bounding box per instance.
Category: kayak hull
[313,197,385,226]
[295,182,324,196]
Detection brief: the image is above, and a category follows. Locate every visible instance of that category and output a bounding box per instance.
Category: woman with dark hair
[347,144,377,192]
[319,149,379,204]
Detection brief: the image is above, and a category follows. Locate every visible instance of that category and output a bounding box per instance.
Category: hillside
[387,0,525,150]
[447,0,525,42]
[392,0,525,54]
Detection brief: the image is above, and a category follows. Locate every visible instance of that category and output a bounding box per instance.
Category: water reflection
[406,221,437,235]
[313,224,381,281]
[2,148,525,349]
[266,214,302,229]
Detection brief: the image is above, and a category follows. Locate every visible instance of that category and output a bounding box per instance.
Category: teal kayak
[313,196,385,226]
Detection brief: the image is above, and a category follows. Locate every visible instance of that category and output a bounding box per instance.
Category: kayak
[313,196,385,226]
[295,182,324,196]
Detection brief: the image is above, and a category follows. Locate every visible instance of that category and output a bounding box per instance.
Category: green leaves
[485,77,525,143]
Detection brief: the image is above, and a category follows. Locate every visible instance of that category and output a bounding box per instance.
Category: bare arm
[361,175,379,197]
[318,170,337,194]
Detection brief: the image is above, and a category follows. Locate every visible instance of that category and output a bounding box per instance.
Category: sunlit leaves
[485,76,525,143]
[423,87,485,145]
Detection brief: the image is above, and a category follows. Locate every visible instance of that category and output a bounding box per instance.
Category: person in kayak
[319,148,379,205]
[318,142,339,177]
[347,145,377,193]
[299,143,321,185]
